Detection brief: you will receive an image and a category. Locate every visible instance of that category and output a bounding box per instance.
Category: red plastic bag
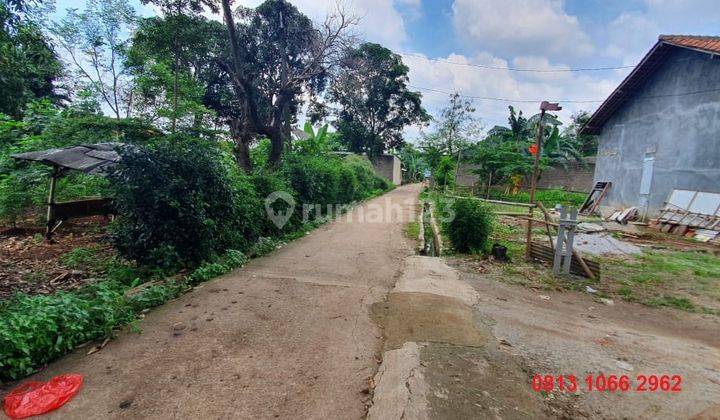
[3,374,83,419]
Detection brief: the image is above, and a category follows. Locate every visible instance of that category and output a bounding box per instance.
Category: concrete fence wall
[455,159,595,192]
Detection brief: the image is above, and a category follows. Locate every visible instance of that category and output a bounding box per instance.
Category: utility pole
[525,101,561,259]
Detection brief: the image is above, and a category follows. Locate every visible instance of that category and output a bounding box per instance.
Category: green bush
[337,164,359,203]
[249,173,300,235]
[343,155,377,196]
[280,154,342,213]
[433,156,456,189]
[109,137,248,267]
[446,198,495,253]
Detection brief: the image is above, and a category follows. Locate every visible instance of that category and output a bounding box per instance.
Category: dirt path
[366,253,720,419]
[452,259,720,419]
[6,184,420,419]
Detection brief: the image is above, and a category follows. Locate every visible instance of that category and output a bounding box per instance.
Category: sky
[54,0,720,140]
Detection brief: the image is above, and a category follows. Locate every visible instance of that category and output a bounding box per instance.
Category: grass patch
[603,250,720,313]
[405,221,420,242]
[484,188,586,207]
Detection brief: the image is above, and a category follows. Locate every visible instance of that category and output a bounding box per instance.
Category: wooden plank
[53,197,114,220]
[529,243,600,278]
[446,195,536,208]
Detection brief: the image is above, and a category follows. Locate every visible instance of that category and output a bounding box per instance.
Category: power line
[409,85,603,103]
[410,85,720,104]
[402,52,636,73]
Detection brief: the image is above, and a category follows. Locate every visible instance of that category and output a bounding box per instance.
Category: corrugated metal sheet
[12,143,123,174]
[580,35,720,135]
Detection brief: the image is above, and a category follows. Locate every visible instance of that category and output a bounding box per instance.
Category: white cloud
[604,12,659,65]
[603,0,720,66]
[451,0,593,58]
[401,52,623,140]
[246,0,412,49]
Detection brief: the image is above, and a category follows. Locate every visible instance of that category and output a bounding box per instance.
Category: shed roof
[12,143,123,175]
[580,35,720,135]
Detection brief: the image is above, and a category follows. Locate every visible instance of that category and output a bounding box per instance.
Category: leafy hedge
[109,137,254,267]
[110,143,393,268]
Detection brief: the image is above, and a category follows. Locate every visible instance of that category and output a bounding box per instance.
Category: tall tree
[436,92,482,156]
[329,42,428,157]
[127,14,228,132]
[139,0,216,131]
[219,0,353,169]
[51,0,137,118]
[0,2,62,116]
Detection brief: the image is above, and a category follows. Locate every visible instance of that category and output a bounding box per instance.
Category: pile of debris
[649,189,720,244]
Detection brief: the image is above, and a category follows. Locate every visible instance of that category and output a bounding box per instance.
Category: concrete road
[20,184,420,419]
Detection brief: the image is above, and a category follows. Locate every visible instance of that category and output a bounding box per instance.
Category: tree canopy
[329,42,429,157]
[0,2,62,117]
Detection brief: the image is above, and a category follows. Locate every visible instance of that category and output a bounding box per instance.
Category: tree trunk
[229,118,252,172]
[268,129,283,169]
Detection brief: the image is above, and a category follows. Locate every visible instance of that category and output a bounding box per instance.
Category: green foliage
[0,281,134,381]
[50,0,138,118]
[0,3,62,117]
[433,156,456,188]
[330,43,429,156]
[127,14,226,130]
[445,198,495,253]
[280,154,342,210]
[187,249,247,285]
[293,122,341,156]
[109,137,250,267]
[0,102,160,223]
[472,139,535,187]
[249,172,299,235]
[396,144,428,183]
[59,246,107,272]
[486,188,586,207]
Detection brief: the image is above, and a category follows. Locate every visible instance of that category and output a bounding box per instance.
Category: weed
[405,221,420,241]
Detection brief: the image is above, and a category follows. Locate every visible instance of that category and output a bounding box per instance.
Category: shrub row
[109,139,393,268]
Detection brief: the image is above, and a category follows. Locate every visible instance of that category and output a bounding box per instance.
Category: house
[580,35,720,218]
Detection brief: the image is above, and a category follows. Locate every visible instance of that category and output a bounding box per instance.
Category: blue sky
[54,0,720,138]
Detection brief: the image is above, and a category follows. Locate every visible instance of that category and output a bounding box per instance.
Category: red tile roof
[660,35,720,54]
[580,35,720,135]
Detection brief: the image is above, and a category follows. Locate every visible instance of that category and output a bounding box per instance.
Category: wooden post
[525,110,545,259]
[536,201,555,250]
[45,165,60,239]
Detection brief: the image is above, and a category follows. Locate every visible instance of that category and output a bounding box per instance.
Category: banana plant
[294,122,330,156]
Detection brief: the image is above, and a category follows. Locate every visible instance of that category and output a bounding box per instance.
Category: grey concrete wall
[372,154,402,185]
[536,158,595,192]
[455,163,480,187]
[593,48,720,217]
[456,160,594,192]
